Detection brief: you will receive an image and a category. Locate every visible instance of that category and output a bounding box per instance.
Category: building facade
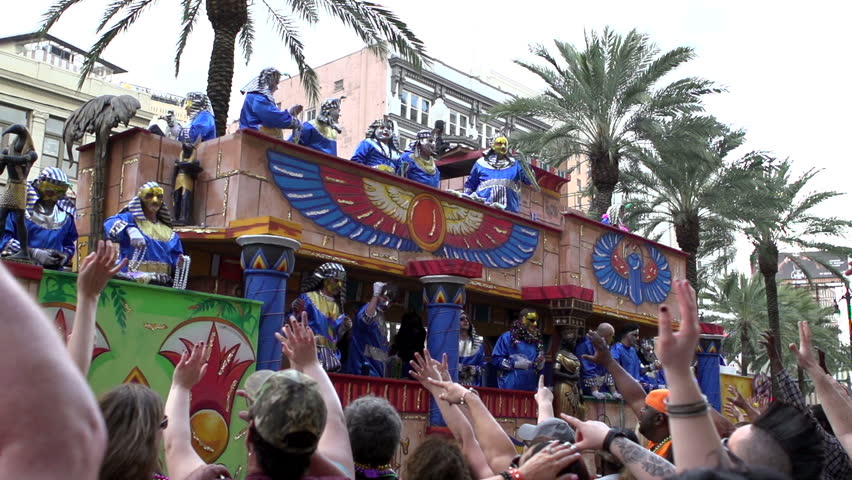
[0,33,186,186]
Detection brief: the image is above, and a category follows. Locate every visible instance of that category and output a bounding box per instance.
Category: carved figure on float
[1,167,77,269]
[291,97,343,156]
[344,281,398,377]
[351,116,401,173]
[463,136,540,213]
[0,125,39,263]
[238,67,303,139]
[292,262,352,372]
[492,308,544,391]
[177,91,217,143]
[104,182,190,288]
[458,311,486,387]
[399,129,440,188]
[553,325,584,419]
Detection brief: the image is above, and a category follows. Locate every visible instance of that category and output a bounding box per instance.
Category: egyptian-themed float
[0,90,734,476]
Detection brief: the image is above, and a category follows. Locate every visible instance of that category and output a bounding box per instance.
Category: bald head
[596,323,615,342]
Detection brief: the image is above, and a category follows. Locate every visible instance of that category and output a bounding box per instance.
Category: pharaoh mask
[521,310,539,330]
[376,283,398,313]
[492,136,509,155]
[416,130,435,158]
[140,184,165,213]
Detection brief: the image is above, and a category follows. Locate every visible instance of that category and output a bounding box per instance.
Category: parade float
[1,124,729,476]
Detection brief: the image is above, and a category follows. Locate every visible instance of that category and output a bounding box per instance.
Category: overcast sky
[13,1,852,266]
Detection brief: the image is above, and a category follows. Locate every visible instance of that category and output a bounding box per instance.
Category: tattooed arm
[610,436,676,480]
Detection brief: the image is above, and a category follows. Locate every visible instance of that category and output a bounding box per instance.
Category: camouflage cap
[244,369,327,454]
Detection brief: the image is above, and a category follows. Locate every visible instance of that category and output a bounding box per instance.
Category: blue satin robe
[344,304,389,377]
[575,337,612,394]
[459,340,486,387]
[178,111,216,143]
[464,157,532,213]
[290,121,337,156]
[239,93,295,130]
[351,139,399,171]
[491,331,540,391]
[299,292,344,347]
[2,210,77,265]
[399,152,440,187]
[611,343,654,389]
[104,212,183,273]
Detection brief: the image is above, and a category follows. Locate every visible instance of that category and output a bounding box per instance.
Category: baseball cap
[244,369,327,454]
[645,388,670,413]
[517,418,576,444]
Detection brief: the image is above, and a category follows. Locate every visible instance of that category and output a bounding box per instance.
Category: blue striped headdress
[121,181,173,226]
[26,167,74,217]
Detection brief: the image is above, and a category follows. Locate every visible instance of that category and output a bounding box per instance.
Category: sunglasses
[160,415,169,430]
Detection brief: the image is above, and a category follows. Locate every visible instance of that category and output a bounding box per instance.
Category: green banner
[38,270,261,476]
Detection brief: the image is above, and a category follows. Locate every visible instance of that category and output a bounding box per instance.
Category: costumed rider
[491,308,544,391]
[291,97,343,156]
[458,311,486,387]
[293,262,351,372]
[1,167,77,269]
[239,67,303,138]
[463,136,539,213]
[345,281,398,377]
[177,91,216,143]
[104,182,190,288]
[576,322,620,399]
[553,325,584,419]
[399,129,440,188]
[351,117,400,173]
[611,324,659,392]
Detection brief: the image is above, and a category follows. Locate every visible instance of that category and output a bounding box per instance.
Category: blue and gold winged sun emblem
[592,232,672,305]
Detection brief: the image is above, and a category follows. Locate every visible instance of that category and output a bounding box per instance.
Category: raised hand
[516,440,581,480]
[433,353,452,382]
[534,375,554,406]
[561,414,608,451]
[409,349,443,394]
[173,342,210,390]
[723,401,745,423]
[656,279,699,375]
[582,331,614,366]
[276,311,318,370]
[789,321,819,373]
[759,330,783,371]
[726,384,748,410]
[425,376,470,405]
[77,240,126,299]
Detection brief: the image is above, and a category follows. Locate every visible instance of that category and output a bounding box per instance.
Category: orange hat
[645,389,670,413]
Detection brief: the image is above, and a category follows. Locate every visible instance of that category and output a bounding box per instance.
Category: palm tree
[734,158,852,385]
[618,116,756,291]
[489,28,720,219]
[703,272,847,376]
[41,0,427,135]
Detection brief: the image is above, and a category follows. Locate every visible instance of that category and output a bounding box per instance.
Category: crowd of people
[8,239,852,480]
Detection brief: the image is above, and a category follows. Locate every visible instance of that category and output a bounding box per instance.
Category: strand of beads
[173,254,191,290]
[127,245,147,272]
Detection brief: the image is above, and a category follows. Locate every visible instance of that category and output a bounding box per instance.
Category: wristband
[603,428,632,453]
[508,468,525,480]
[459,387,478,405]
[665,395,710,417]
[499,472,512,480]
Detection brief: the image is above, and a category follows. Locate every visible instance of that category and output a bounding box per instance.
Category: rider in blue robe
[345,282,397,377]
[105,182,185,287]
[611,324,655,392]
[290,98,342,156]
[1,167,77,269]
[295,262,350,372]
[351,117,400,173]
[458,312,486,387]
[492,309,544,391]
[177,91,216,143]
[238,67,302,134]
[464,136,539,213]
[399,129,440,188]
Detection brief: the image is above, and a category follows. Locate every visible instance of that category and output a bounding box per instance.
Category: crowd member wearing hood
[238,67,303,135]
[292,97,343,156]
[345,282,398,377]
[458,311,486,387]
[177,91,216,143]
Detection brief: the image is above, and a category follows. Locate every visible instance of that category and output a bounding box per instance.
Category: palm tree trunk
[757,241,781,396]
[588,153,619,220]
[740,325,751,376]
[674,214,701,292]
[205,0,248,136]
[89,128,111,250]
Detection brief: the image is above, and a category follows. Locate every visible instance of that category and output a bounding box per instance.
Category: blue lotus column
[420,274,469,427]
[696,333,725,411]
[237,234,301,371]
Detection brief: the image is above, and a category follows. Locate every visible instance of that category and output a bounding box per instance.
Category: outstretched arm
[68,240,125,375]
[583,332,646,415]
[0,262,107,480]
[164,342,210,480]
[534,375,555,423]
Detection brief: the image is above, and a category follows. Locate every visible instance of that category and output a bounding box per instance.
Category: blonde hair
[98,384,164,480]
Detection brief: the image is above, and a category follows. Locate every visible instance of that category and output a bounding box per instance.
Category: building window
[448,111,468,136]
[43,117,78,179]
[305,108,317,122]
[481,124,498,148]
[0,104,29,151]
[400,90,430,126]
[334,79,344,92]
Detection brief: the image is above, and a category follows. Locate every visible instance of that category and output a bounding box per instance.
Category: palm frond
[174,0,203,75]
[40,0,85,33]
[287,0,320,23]
[96,0,134,32]
[237,7,256,66]
[262,0,319,105]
